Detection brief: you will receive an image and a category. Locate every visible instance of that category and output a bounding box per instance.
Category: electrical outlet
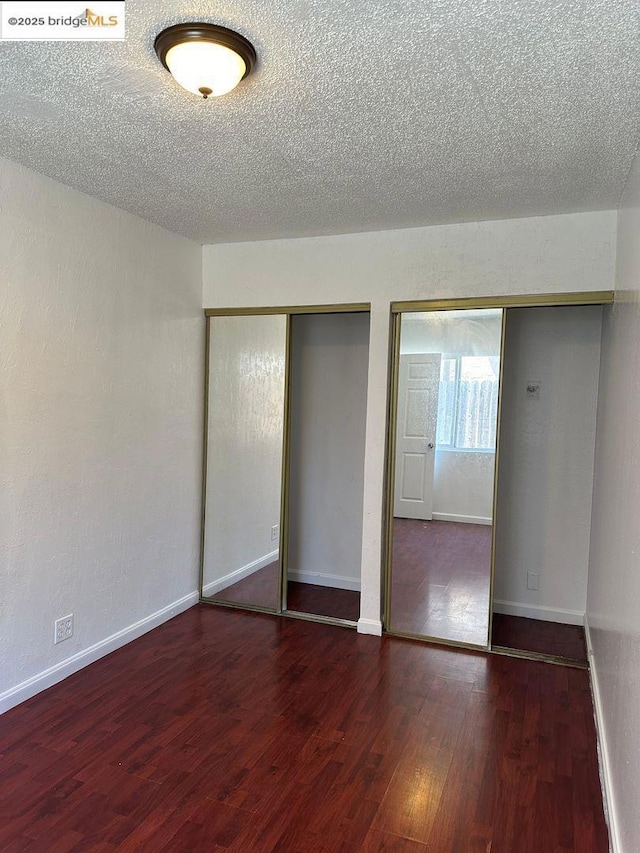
[271,524,279,541]
[527,572,539,591]
[54,614,74,644]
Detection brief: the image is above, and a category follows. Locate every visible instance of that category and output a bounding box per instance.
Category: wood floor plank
[492,614,588,662]
[360,830,429,851]
[371,676,473,842]
[0,606,608,851]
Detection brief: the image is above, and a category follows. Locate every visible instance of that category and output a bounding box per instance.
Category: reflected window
[437,356,500,450]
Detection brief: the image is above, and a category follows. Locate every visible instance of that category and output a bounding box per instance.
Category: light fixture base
[154,22,257,86]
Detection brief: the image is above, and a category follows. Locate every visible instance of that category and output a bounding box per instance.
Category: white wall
[587,151,640,852]
[0,156,203,712]
[288,313,369,592]
[399,311,502,357]
[433,452,495,523]
[494,306,603,624]
[400,311,501,523]
[203,315,286,595]
[203,210,617,634]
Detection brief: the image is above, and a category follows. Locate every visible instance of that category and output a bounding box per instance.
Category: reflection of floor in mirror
[491,614,587,663]
[210,560,280,608]
[390,518,492,646]
[287,582,360,621]
[208,561,360,621]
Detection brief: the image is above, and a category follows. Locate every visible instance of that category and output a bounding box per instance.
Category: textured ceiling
[0,0,639,244]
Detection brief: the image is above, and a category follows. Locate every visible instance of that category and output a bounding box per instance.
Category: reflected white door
[394,353,441,519]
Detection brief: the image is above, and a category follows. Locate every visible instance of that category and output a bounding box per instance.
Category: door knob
[427,442,434,450]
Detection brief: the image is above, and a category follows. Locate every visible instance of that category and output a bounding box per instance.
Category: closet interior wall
[287,313,370,604]
[493,305,604,634]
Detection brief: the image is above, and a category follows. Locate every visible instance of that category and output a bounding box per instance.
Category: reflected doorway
[388,308,503,647]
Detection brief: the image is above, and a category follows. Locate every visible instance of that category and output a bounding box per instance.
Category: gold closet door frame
[200,304,371,628]
[382,291,614,656]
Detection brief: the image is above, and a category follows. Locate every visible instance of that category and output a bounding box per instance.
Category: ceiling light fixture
[154,23,256,99]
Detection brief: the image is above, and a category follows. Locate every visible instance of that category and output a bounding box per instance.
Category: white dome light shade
[155,23,256,100]
[165,42,246,98]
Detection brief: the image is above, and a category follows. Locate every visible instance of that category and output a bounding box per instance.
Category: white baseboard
[357,618,383,636]
[432,512,492,525]
[287,570,361,592]
[0,590,199,716]
[492,600,584,625]
[202,550,278,597]
[584,614,620,853]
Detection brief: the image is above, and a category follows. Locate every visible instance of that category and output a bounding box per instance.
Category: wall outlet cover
[54,614,74,644]
[527,572,539,591]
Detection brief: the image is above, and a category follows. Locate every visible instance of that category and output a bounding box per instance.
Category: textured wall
[203,212,616,309]
[204,211,617,634]
[587,152,640,851]
[0,156,203,709]
[495,306,603,622]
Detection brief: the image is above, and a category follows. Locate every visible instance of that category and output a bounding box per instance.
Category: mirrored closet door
[201,313,287,612]
[201,304,370,627]
[385,292,613,661]
[386,308,503,648]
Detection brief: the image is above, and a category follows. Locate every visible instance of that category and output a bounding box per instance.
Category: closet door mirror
[202,314,287,611]
[388,308,503,647]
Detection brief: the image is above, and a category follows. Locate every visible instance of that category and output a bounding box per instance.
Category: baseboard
[584,614,620,852]
[432,513,492,525]
[0,590,199,716]
[357,618,383,636]
[287,570,361,592]
[202,550,278,597]
[492,600,585,625]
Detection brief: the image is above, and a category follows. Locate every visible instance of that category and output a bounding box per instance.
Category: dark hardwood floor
[207,527,588,661]
[287,582,360,622]
[207,561,361,621]
[0,605,608,851]
[492,614,588,663]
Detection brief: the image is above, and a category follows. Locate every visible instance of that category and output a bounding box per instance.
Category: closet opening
[284,311,370,625]
[491,303,606,665]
